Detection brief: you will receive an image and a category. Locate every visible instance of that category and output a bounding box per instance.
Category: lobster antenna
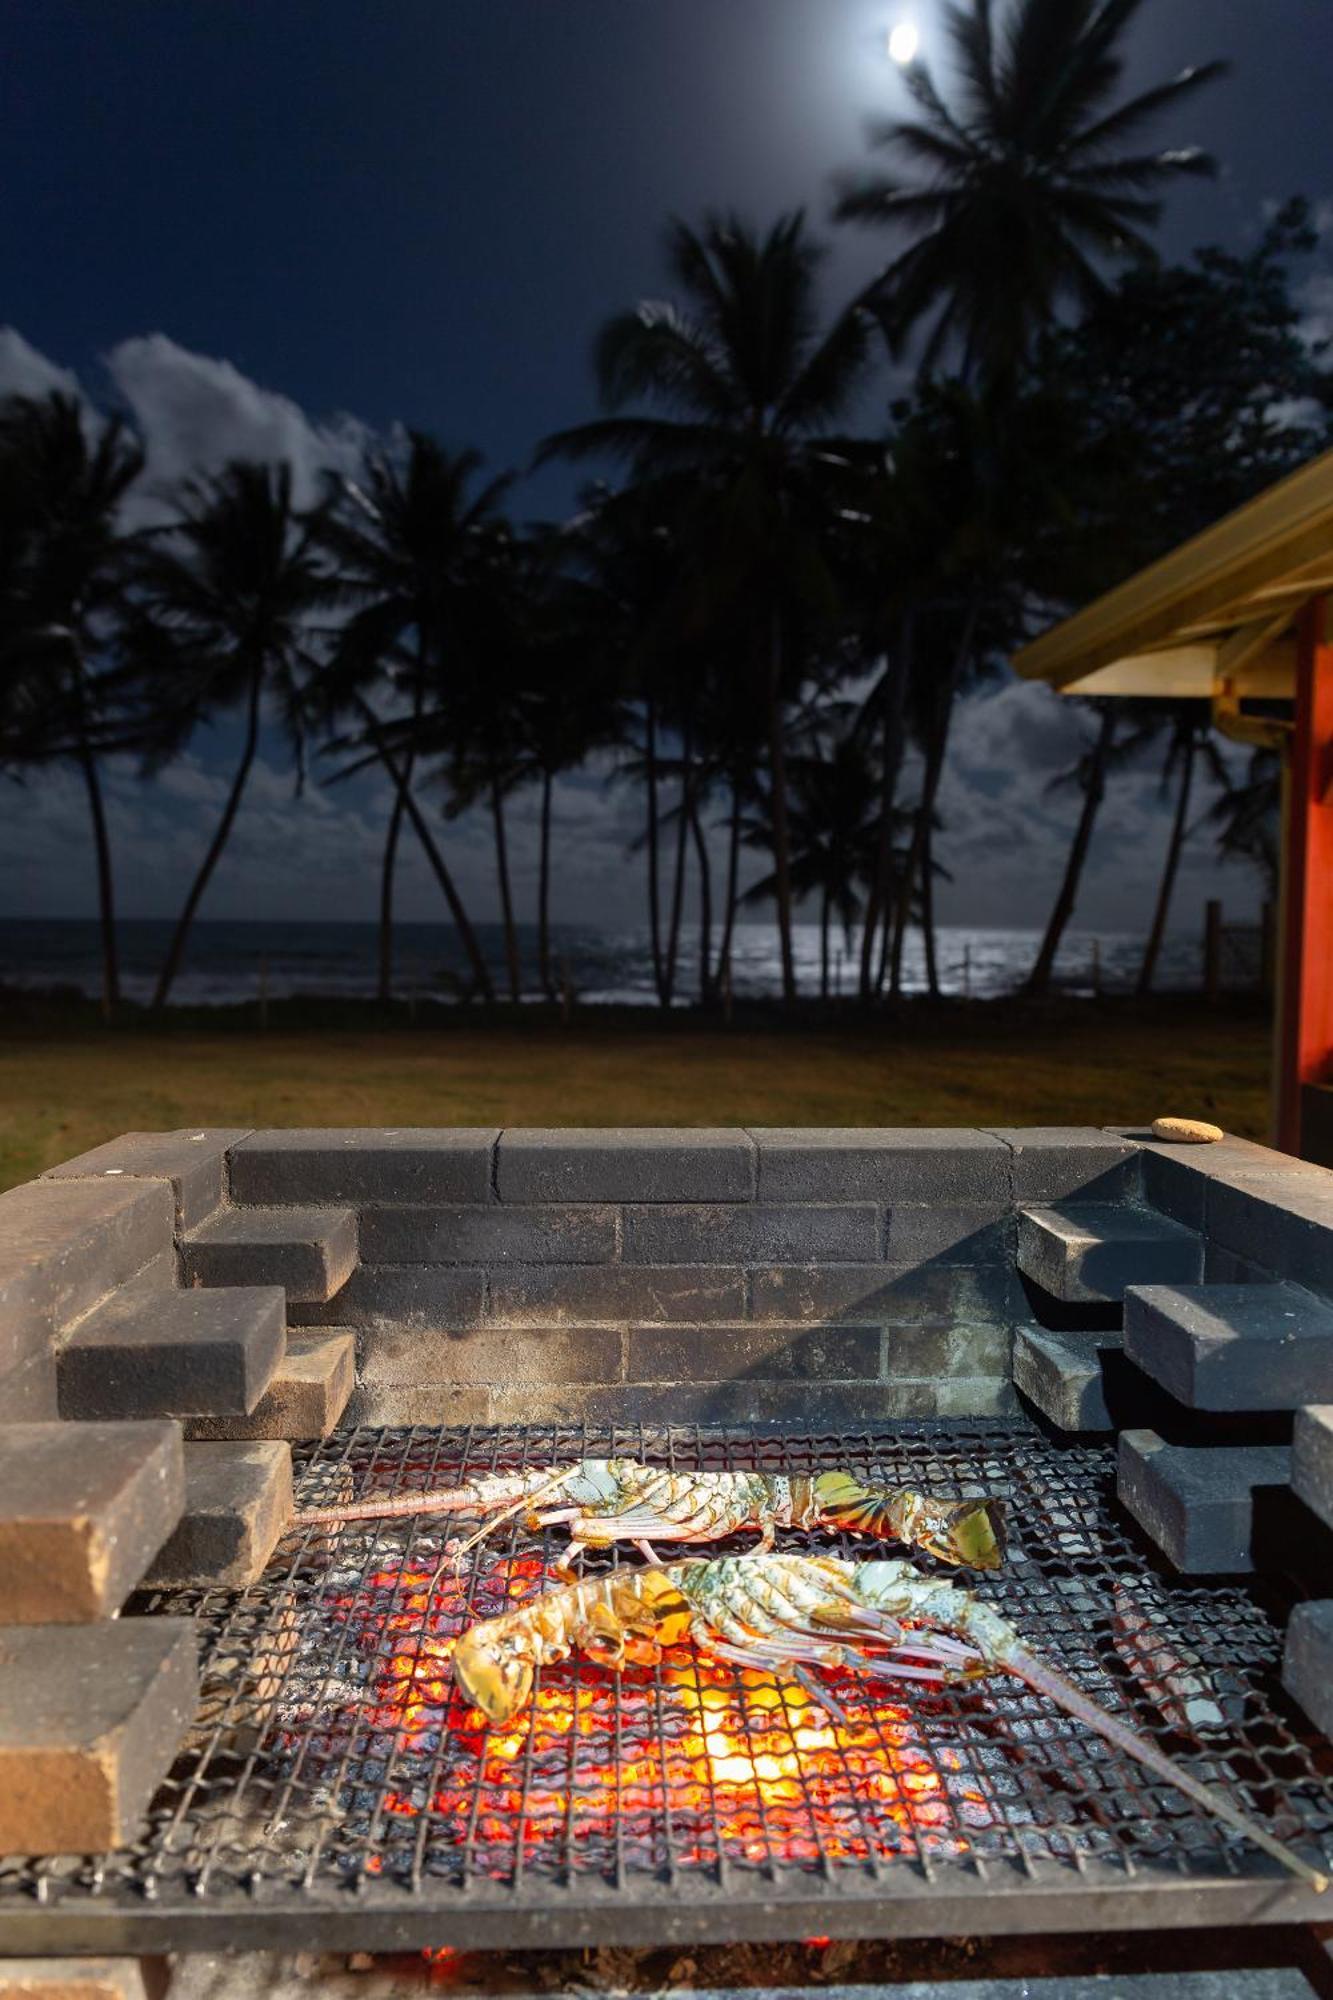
[1005,1642,1328,1894]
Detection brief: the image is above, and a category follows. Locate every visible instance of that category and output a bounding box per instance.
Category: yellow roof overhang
[1013,442,1333,701]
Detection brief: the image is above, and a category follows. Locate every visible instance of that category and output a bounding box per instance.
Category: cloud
[0,327,82,402]
[104,333,374,514]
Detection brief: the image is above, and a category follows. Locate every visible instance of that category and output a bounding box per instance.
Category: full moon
[888,19,920,63]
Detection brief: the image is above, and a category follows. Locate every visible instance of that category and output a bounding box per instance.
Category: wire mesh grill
[2,1419,1331,1948]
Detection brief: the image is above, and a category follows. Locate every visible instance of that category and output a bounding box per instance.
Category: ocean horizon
[0,916,1252,1009]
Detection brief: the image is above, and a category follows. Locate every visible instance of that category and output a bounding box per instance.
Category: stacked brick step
[1012,1200,1204,1431]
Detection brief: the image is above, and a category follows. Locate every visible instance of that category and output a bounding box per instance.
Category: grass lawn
[0,997,1273,1194]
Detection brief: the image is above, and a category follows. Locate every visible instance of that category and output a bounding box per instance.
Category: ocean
[0,917,1237,1008]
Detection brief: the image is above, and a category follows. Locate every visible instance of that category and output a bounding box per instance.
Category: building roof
[1012,443,1333,700]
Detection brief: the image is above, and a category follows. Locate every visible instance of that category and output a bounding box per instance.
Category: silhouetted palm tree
[0,392,144,1014]
[128,460,329,1009]
[834,0,1226,381]
[319,437,511,1003]
[541,212,877,1003]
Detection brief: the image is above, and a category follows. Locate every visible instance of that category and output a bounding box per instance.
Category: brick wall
[220,1124,1141,1425]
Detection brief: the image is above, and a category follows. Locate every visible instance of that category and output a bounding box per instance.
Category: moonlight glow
[888,19,920,64]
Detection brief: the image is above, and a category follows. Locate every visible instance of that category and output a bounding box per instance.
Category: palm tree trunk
[644,696,668,1007]
[766,616,798,1006]
[717,779,743,997]
[888,603,978,1000]
[820,887,831,1001]
[689,795,713,1007]
[921,816,940,999]
[491,774,521,1003]
[353,695,495,1002]
[1026,706,1117,998]
[859,625,912,1004]
[538,767,555,1001]
[75,735,120,1019]
[664,716,694,1005]
[377,793,405,1005]
[1137,730,1197,997]
[153,663,262,1010]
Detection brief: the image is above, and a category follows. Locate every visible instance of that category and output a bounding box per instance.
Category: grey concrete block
[343,1382,494,1427]
[44,1129,252,1231]
[1017,1204,1202,1304]
[182,1205,358,1304]
[59,1283,286,1419]
[489,1265,747,1325]
[0,1420,184,1622]
[0,1617,197,1852]
[228,1128,498,1205]
[1013,1326,1118,1431]
[289,1265,484,1330]
[1117,1430,1290,1572]
[144,1441,292,1588]
[1205,1181,1333,1298]
[185,1331,355,1441]
[1292,1405,1333,1531]
[496,1128,755,1203]
[1128,1129,1330,1230]
[622,1203,878,1266]
[1203,1242,1274,1286]
[753,1129,1009,1204]
[1282,1599,1333,1736]
[883,1205,1013,1266]
[626,1323,878,1383]
[0,1180,175,1374]
[934,1376,1021,1418]
[488,1379,944,1427]
[880,1321,1012,1378]
[1124,1282,1333,1411]
[988,1128,1140,1201]
[0,1348,60,1422]
[357,1203,617,1265]
[360,1322,624,1386]
[750,1263,1020,1324]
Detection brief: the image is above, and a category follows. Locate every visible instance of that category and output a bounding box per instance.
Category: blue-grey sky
[4,0,1333,937]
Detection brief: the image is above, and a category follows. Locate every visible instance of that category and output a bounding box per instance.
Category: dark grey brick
[1128,1130,1329,1230]
[44,1129,251,1231]
[488,1265,747,1325]
[358,1203,617,1265]
[0,1617,197,1852]
[880,1321,1011,1378]
[1124,1282,1333,1411]
[344,1383,494,1427]
[1017,1204,1202,1304]
[992,1127,1139,1199]
[934,1377,1021,1418]
[753,1129,1008,1204]
[626,1323,878,1383]
[750,1263,1020,1325]
[0,1349,59,1422]
[883,1205,1013,1266]
[1205,1181,1333,1298]
[185,1330,355,1441]
[1203,1242,1274,1286]
[289,1265,484,1330]
[360,1323,624,1386]
[496,1129,755,1203]
[0,1180,174,1373]
[1012,1326,1118,1431]
[182,1205,357,1303]
[0,1419,183,1622]
[144,1441,292,1588]
[622,1203,877,1266]
[1292,1405,1333,1531]
[1283,1599,1333,1736]
[59,1283,286,1420]
[988,1128,1140,1202]
[1117,1430,1290,1572]
[229,1128,497,1205]
[481,1379,943,1427]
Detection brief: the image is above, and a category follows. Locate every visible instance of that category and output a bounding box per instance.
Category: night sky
[5,1,1333,937]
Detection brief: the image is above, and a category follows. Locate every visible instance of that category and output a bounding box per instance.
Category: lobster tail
[812,1475,1006,1570]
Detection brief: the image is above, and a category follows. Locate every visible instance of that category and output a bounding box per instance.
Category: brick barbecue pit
[4,1125,1333,1968]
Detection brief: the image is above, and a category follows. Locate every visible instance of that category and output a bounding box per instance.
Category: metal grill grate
[2,1419,1331,1953]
